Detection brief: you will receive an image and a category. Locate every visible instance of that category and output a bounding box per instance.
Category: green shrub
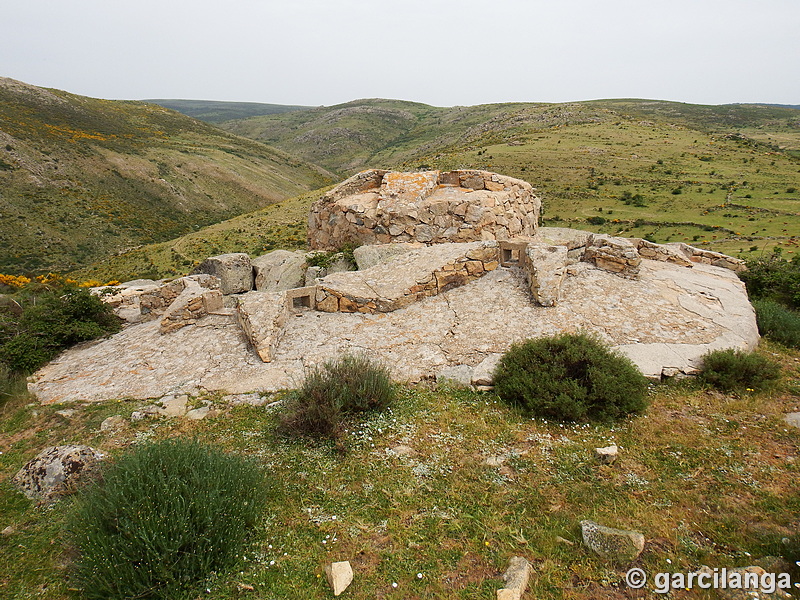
[279,354,396,438]
[68,439,266,600]
[741,251,800,310]
[586,216,606,225]
[698,348,781,393]
[753,299,800,349]
[0,286,120,373]
[493,333,649,422]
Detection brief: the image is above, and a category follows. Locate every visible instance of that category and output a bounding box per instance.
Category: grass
[1,343,799,599]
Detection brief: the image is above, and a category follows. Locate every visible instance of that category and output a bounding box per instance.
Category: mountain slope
[143,99,313,123]
[0,78,334,273]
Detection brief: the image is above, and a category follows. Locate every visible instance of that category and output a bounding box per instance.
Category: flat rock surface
[29,259,757,403]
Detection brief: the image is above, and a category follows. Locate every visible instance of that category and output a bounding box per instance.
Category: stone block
[523,244,568,307]
[252,250,308,292]
[191,253,253,294]
[236,291,288,362]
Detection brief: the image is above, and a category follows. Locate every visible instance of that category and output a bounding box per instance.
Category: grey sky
[4,0,799,107]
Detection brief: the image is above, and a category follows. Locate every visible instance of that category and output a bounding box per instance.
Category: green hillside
[15,91,798,283]
[0,78,334,273]
[143,99,313,124]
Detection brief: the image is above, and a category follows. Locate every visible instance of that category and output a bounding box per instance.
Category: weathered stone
[309,170,541,250]
[785,413,800,429]
[497,556,532,600]
[472,354,503,386]
[13,445,104,502]
[437,365,474,387]
[159,394,189,417]
[186,406,211,420]
[252,250,307,292]
[584,235,641,279]
[522,244,568,306]
[236,291,289,362]
[100,415,126,431]
[191,253,253,294]
[28,236,758,404]
[324,561,353,596]
[353,242,425,270]
[580,520,645,563]
[594,444,618,465]
[317,242,498,314]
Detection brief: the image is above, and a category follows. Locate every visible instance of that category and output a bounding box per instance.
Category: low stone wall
[159,288,224,334]
[314,242,500,314]
[676,244,746,272]
[139,275,219,318]
[583,234,642,279]
[308,169,541,250]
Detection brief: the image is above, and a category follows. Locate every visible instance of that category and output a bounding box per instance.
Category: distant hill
[143,99,313,124]
[220,98,800,175]
[0,78,334,273]
[81,95,800,283]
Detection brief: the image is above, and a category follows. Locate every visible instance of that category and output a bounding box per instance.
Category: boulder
[252,250,307,292]
[191,253,253,294]
[12,445,104,502]
[580,520,644,563]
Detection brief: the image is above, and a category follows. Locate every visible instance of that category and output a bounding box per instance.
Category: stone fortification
[308,169,541,250]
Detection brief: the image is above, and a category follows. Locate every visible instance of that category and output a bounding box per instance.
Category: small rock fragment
[1,525,15,536]
[54,409,76,420]
[580,520,645,564]
[324,561,353,596]
[100,415,126,432]
[785,413,800,429]
[185,406,211,420]
[594,444,618,465]
[496,556,532,600]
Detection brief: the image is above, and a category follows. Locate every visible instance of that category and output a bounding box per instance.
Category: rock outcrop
[29,171,759,403]
[308,169,541,250]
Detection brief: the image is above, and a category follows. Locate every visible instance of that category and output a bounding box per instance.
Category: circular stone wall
[308,169,541,250]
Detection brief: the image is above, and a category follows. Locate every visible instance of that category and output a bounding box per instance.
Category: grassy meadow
[1,341,799,599]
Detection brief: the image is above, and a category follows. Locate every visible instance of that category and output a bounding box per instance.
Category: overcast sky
[3,0,799,107]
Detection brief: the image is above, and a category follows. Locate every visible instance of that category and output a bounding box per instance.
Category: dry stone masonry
[30,170,760,403]
[308,169,541,250]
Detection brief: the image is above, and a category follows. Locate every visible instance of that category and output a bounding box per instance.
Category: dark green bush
[279,354,396,438]
[0,286,120,373]
[493,333,649,422]
[698,348,781,393]
[753,299,800,349]
[68,439,266,600]
[740,251,800,310]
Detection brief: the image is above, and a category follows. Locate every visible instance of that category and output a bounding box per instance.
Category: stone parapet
[314,241,500,314]
[584,234,642,279]
[308,169,541,250]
